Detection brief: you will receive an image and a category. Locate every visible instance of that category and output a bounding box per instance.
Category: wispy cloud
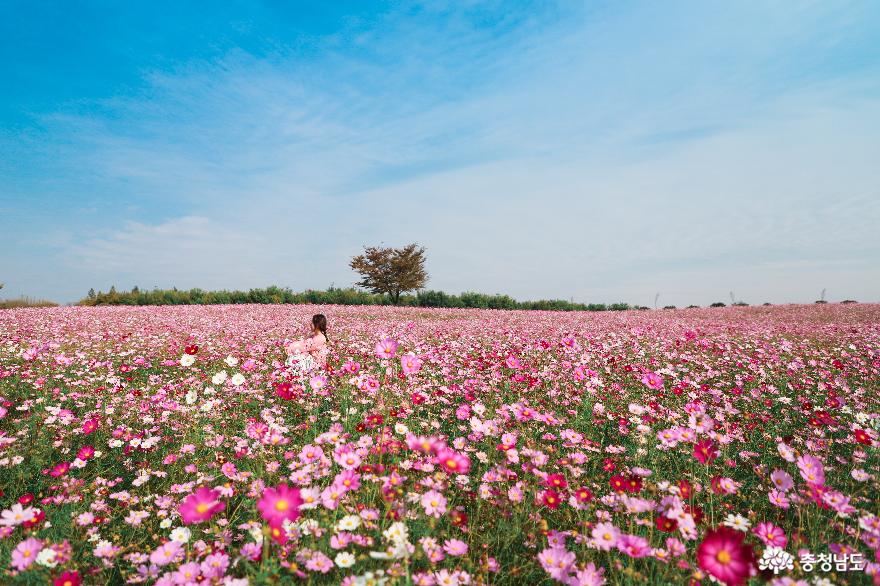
[1,1,879,304]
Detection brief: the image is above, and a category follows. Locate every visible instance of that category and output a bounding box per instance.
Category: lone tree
[350,243,428,304]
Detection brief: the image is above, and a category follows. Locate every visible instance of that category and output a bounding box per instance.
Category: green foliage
[77,285,630,312]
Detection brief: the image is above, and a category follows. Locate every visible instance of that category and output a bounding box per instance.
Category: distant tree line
[77,285,631,312]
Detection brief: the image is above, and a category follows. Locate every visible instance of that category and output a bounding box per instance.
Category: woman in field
[285,314,329,374]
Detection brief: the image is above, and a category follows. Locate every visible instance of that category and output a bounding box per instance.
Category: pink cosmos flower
[443,539,468,556]
[305,551,334,573]
[149,541,183,567]
[769,469,793,492]
[178,487,225,525]
[199,553,229,580]
[334,449,362,470]
[768,490,790,509]
[309,375,327,392]
[401,353,422,375]
[571,562,606,586]
[421,490,448,518]
[82,417,99,434]
[375,338,399,359]
[796,454,825,485]
[257,483,302,527]
[753,522,787,547]
[505,355,522,369]
[537,547,575,581]
[592,523,620,551]
[616,534,651,558]
[435,447,471,475]
[641,371,664,390]
[173,562,201,583]
[696,527,755,586]
[334,470,361,492]
[11,537,42,571]
[49,461,70,477]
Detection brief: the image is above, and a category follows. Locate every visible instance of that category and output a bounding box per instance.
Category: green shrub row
[77,286,631,312]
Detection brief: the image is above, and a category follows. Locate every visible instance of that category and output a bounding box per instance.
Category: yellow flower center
[196,503,210,514]
[275,499,289,511]
[716,550,731,564]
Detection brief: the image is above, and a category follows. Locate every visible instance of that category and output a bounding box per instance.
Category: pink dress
[286,333,328,367]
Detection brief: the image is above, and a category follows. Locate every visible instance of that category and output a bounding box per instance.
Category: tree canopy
[349,244,428,305]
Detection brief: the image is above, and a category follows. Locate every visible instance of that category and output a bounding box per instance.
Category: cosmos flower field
[0,304,878,586]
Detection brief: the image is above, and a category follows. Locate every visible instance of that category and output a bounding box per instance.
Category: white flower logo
[758,546,794,575]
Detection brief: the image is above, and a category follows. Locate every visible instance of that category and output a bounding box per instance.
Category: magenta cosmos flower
[257,483,302,527]
[696,527,755,586]
[435,447,471,475]
[178,487,225,525]
[693,439,719,464]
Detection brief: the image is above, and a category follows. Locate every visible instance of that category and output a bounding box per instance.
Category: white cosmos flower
[36,547,58,567]
[170,527,191,543]
[722,513,751,532]
[394,423,409,435]
[0,503,35,526]
[336,515,361,531]
[224,355,239,367]
[212,371,228,385]
[179,354,195,367]
[159,518,173,529]
[334,551,356,568]
[185,390,197,405]
[231,373,246,386]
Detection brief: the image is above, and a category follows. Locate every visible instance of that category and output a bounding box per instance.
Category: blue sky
[1,0,879,305]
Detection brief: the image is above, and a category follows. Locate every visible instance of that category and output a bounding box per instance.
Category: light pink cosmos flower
[770,469,794,492]
[173,562,201,584]
[0,503,36,527]
[200,552,230,578]
[537,547,576,581]
[796,454,826,485]
[375,338,398,359]
[11,537,42,571]
[334,449,362,470]
[591,523,620,551]
[421,490,448,518]
[309,375,327,392]
[443,539,468,556]
[149,541,183,567]
[570,562,606,586]
[401,353,422,374]
[768,490,790,509]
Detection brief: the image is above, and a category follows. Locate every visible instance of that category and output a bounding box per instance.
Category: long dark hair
[312,314,327,340]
